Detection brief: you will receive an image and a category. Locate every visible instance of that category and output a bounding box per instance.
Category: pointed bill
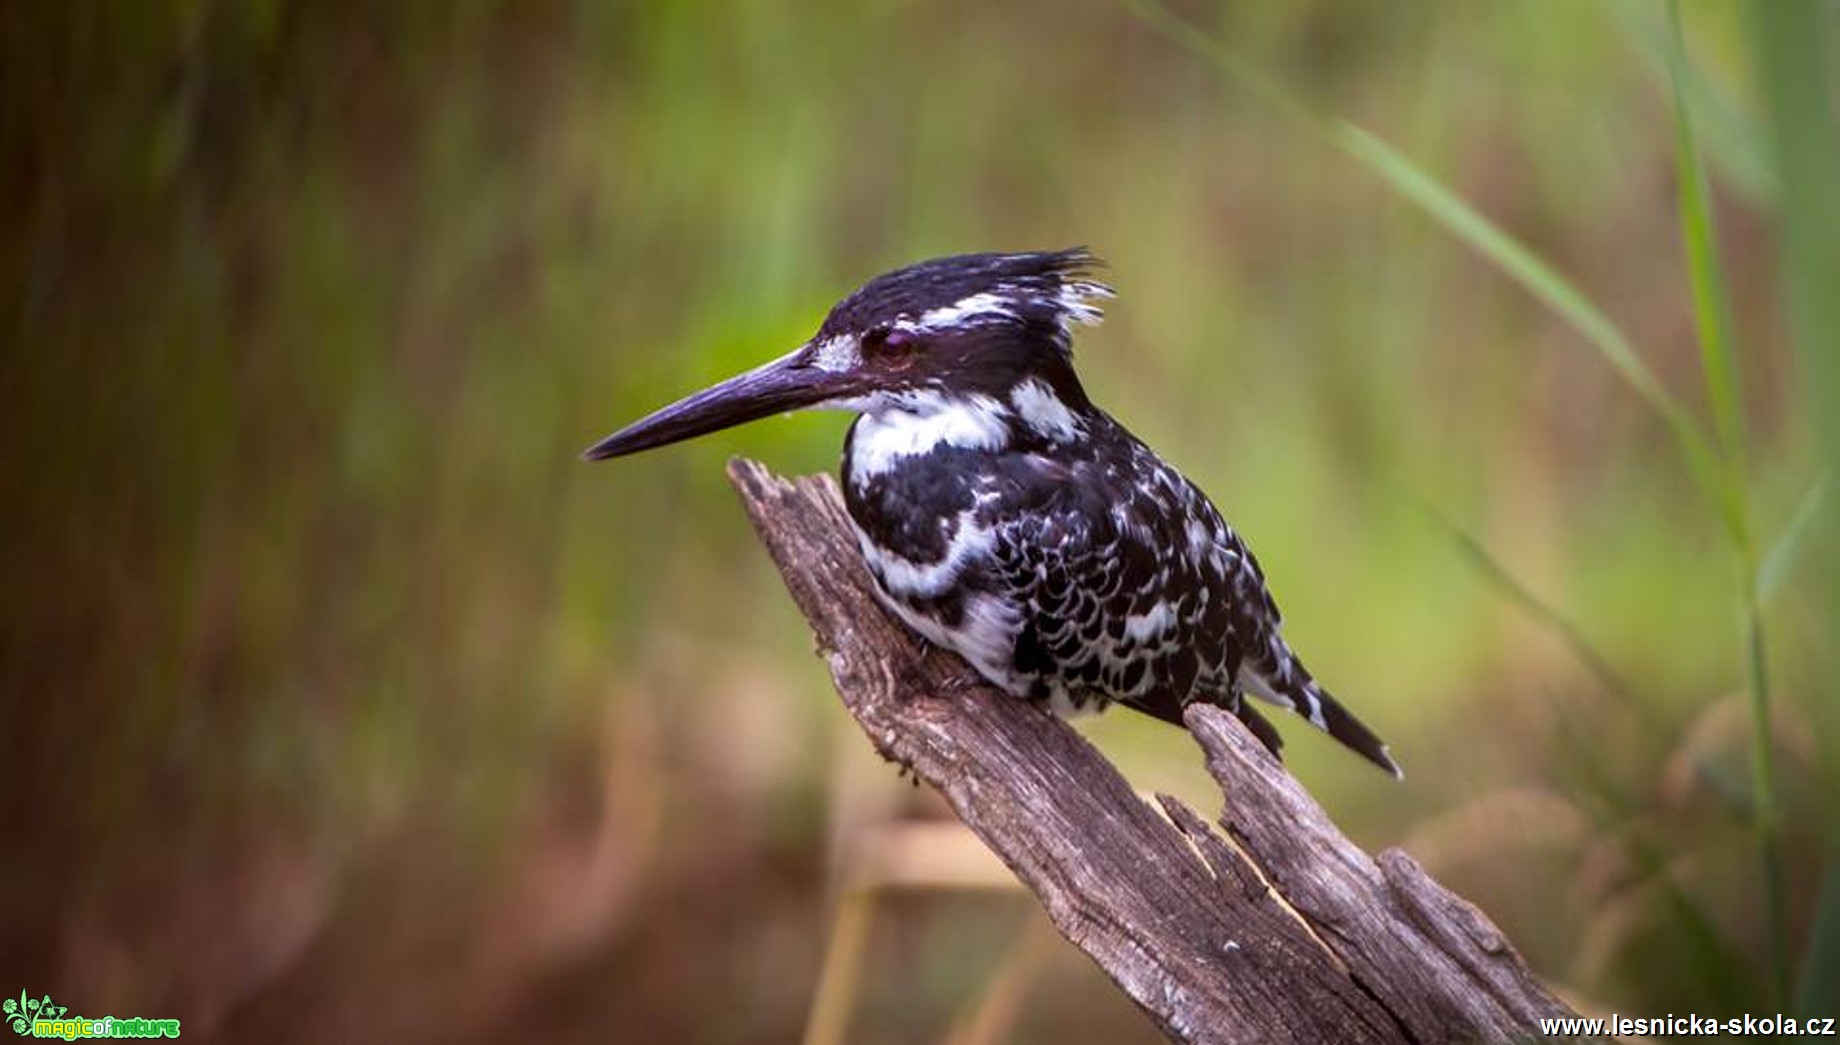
[581,345,868,461]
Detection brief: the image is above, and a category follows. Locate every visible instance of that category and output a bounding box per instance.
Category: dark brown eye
[864,325,917,362]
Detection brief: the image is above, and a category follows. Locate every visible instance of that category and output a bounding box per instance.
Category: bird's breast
[843,429,993,591]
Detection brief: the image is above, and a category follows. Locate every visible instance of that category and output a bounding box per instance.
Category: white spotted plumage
[1010,378,1086,443]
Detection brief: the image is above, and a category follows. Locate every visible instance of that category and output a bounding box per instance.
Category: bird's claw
[895,758,921,786]
[936,672,980,695]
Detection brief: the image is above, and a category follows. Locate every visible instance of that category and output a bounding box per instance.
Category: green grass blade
[1330,127,1637,403]
[1743,33,1840,987]
[1797,852,1840,1017]
[1668,0,1785,1005]
[1744,5,1840,444]
[1744,0,1840,716]
[1408,494,1637,704]
[1758,478,1828,605]
[1666,0,1750,544]
[1740,602,1787,1005]
[1609,0,1774,203]
[1121,0,1727,512]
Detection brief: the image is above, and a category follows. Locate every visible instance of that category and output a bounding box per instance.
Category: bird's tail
[1308,683,1401,778]
[1243,659,1402,779]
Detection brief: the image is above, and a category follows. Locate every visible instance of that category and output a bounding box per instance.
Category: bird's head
[582,249,1112,461]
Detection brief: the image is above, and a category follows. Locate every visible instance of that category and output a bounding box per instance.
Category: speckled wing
[980,444,1251,725]
[979,427,1398,775]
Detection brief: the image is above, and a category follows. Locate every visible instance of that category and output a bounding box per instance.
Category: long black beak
[581,346,862,461]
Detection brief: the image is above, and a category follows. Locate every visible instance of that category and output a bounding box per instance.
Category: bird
[583,248,1400,777]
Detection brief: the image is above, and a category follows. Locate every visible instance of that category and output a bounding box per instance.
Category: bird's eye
[864,325,917,363]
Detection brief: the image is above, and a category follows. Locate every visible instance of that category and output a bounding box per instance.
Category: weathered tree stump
[727,458,1594,1044]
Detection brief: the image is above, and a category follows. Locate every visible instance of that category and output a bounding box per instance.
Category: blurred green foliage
[1,2,1834,1042]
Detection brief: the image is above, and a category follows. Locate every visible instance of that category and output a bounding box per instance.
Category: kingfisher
[583,249,1400,777]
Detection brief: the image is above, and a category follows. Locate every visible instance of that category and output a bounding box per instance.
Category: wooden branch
[727,458,1593,1045]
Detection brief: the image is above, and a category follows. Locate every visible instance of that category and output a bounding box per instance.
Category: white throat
[847,390,1011,485]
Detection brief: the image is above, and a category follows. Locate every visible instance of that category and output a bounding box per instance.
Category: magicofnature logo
[5,991,180,1039]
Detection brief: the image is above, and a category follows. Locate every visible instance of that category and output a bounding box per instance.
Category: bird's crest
[817,248,1114,348]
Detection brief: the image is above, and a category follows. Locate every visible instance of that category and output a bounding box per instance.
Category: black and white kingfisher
[584,249,1400,777]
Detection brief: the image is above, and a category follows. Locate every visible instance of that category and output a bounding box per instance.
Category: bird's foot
[935,671,981,695]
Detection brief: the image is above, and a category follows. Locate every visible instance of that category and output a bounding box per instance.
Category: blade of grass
[1743,4,1840,467]
[1120,0,1727,509]
[1745,0,1840,1013]
[1410,491,1753,816]
[1406,493,1637,704]
[1758,478,1828,605]
[1739,603,1787,1003]
[1796,852,1840,1017]
[1667,0,1750,541]
[1666,0,1785,1005]
[1608,0,1774,203]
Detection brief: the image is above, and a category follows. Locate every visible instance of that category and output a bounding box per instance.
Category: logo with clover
[5,992,67,1036]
